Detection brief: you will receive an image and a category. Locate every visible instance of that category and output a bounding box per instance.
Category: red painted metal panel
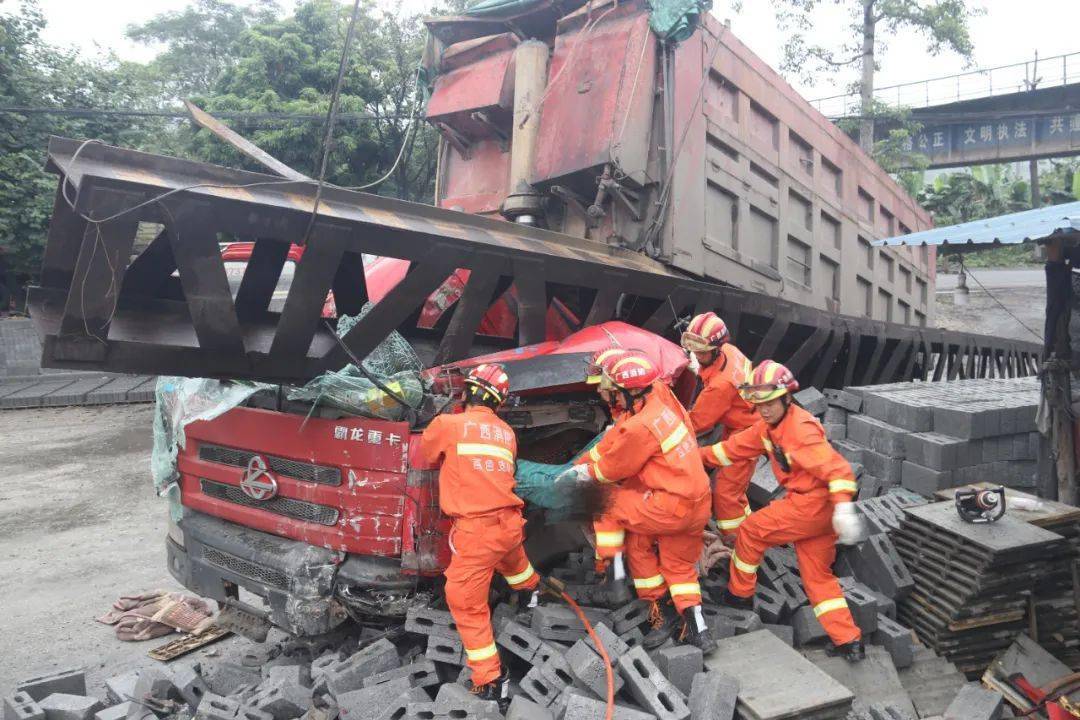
[179,407,413,555]
[427,40,516,140]
[531,7,656,184]
[440,140,509,215]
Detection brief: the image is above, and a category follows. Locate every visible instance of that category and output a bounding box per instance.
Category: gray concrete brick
[565,639,625,699]
[688,671,738,720]
[753,585,787,624]
[862,394,932,432]
[533,606,610,643]
[862,448,904,485]
[17,671,86,702]
[762,623,794,646]
[703,606,762,635]
[617,646,691,720]
[38,695,103,720]
[92,704,132,720]
[583,622,630,661]
[104,674,139,706]
[791,606,829,647]
[497,620,557,664]
[848,415,908,458]
[361,661,439,691]
[943,683,1002,720]
[849,534,913,600]
[193,694,240,720]
[824,388,862,413]
[423,634,464,666]
[795,387,828,416]
[234,707,272,720]
[902,432,965,470]
[250,682,309,720]
[654,646,702,696]
[505,696,554,720]
[519,664,566,708]
[900,461,953,496]
[825,423,847,441]
[561,693,656,720]
[872,615,914,669]
[844,584,880,635]
[324,639,401,697]
[172,664,210,709]
[39,376,114,407]
[5,693,45,720]
[403,607,458,639]
[834,439,866,465]
[824,406,849,424]
[202,663,261,697]
[336,679,411,720]
[83,376,153,406]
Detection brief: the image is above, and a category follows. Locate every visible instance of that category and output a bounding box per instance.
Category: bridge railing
[812,52,1080,119]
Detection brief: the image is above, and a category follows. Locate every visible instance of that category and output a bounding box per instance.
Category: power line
[961,263,1044,343]
[0,105,414,123]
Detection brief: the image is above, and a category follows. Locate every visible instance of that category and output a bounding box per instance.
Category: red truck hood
[424,320,689,394]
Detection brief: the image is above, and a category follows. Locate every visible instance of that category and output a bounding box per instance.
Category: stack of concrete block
[820,378,1044,500]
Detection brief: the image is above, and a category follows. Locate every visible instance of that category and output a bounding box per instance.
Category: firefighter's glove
[556,464,592,485]
[831,502,865,545]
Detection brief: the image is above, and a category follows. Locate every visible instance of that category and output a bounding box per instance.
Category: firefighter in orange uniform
[679,312,759,537]
[701,360,867,661]
[419,363,539,708]
[561,350,717,652]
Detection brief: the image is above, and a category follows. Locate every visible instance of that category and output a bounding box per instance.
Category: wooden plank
[432,260,502,365]
[269,229,347,361]
[234,238,290,320]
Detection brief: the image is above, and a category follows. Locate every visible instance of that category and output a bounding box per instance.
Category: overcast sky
[34,0,1080,108]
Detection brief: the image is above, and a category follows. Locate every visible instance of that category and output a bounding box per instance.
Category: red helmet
[681,312,730,352]
[585,348,629,385]
[600,351,661,391]
[465,363,510,404]
[738,360,799,404]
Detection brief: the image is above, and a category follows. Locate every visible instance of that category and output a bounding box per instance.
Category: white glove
[686,352,701,376]
[556,464,592,485]
[832,502,865,545]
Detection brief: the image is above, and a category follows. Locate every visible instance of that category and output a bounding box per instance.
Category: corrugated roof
[876,200,1080,249]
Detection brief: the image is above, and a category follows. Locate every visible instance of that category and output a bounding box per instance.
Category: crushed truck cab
[164,320,688,636]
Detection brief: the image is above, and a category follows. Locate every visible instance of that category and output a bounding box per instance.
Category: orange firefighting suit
[581,383,712,613]
[419,405,539,686]
[701,403,861,645]
[686,343,759,533]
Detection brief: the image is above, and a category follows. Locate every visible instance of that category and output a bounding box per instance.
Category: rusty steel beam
[29,137,1041,386]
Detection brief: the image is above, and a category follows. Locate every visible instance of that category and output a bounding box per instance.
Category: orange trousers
[712,459,756,534]
[598,487,710,613]
[727,492,861,646]
[445,508,539,686]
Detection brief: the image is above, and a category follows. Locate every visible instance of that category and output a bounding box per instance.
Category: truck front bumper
[167,509,347,636]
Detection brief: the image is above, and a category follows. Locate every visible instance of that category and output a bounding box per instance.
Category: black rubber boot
[595,564,633,608]
[718,588,754,611]
[513,587,540,612]
[471,667,511,712]
[642,598,681,649]
[827,638,866,663]
[678,605,719,654]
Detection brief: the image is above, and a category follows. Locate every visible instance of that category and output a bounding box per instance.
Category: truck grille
[202,547,289,589]
[198,444,341,486]
[200,479,340,526]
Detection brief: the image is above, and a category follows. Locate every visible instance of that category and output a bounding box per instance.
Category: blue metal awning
[876,200,1080,249]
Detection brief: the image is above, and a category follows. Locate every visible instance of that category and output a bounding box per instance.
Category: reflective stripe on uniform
[716,505,751,531]
[592,463,611,483]
[589,445,603,463]
[829,479,858,494]
[761,437,774,453]
[457,443,514,464]
[465,642,499,662]
[596,530,626,548]
[633,574,665,589]
[503,563,536,587]
[813,597,849,617]
[669,582,701,597]
[711,443,733,467]
[731,551,759,575]
[660,423,690,453]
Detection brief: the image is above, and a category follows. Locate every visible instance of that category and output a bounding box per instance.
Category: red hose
[557,589,615,720]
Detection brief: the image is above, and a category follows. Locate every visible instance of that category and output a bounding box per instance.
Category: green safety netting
[648,0,711,42]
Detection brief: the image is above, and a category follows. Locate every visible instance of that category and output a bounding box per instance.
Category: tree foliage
[771,0,979,151]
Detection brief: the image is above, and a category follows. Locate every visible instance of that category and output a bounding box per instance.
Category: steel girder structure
[29,137,1040,386]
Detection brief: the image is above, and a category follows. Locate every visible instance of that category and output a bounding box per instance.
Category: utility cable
[303,0,364,245]
[346,68,423,191]
[541,577,614,720]
[960,260,1044,342]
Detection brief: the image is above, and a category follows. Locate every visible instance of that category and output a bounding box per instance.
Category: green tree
[0,0,159,303]
[917,165,1029,227]
[771,0,980,153]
